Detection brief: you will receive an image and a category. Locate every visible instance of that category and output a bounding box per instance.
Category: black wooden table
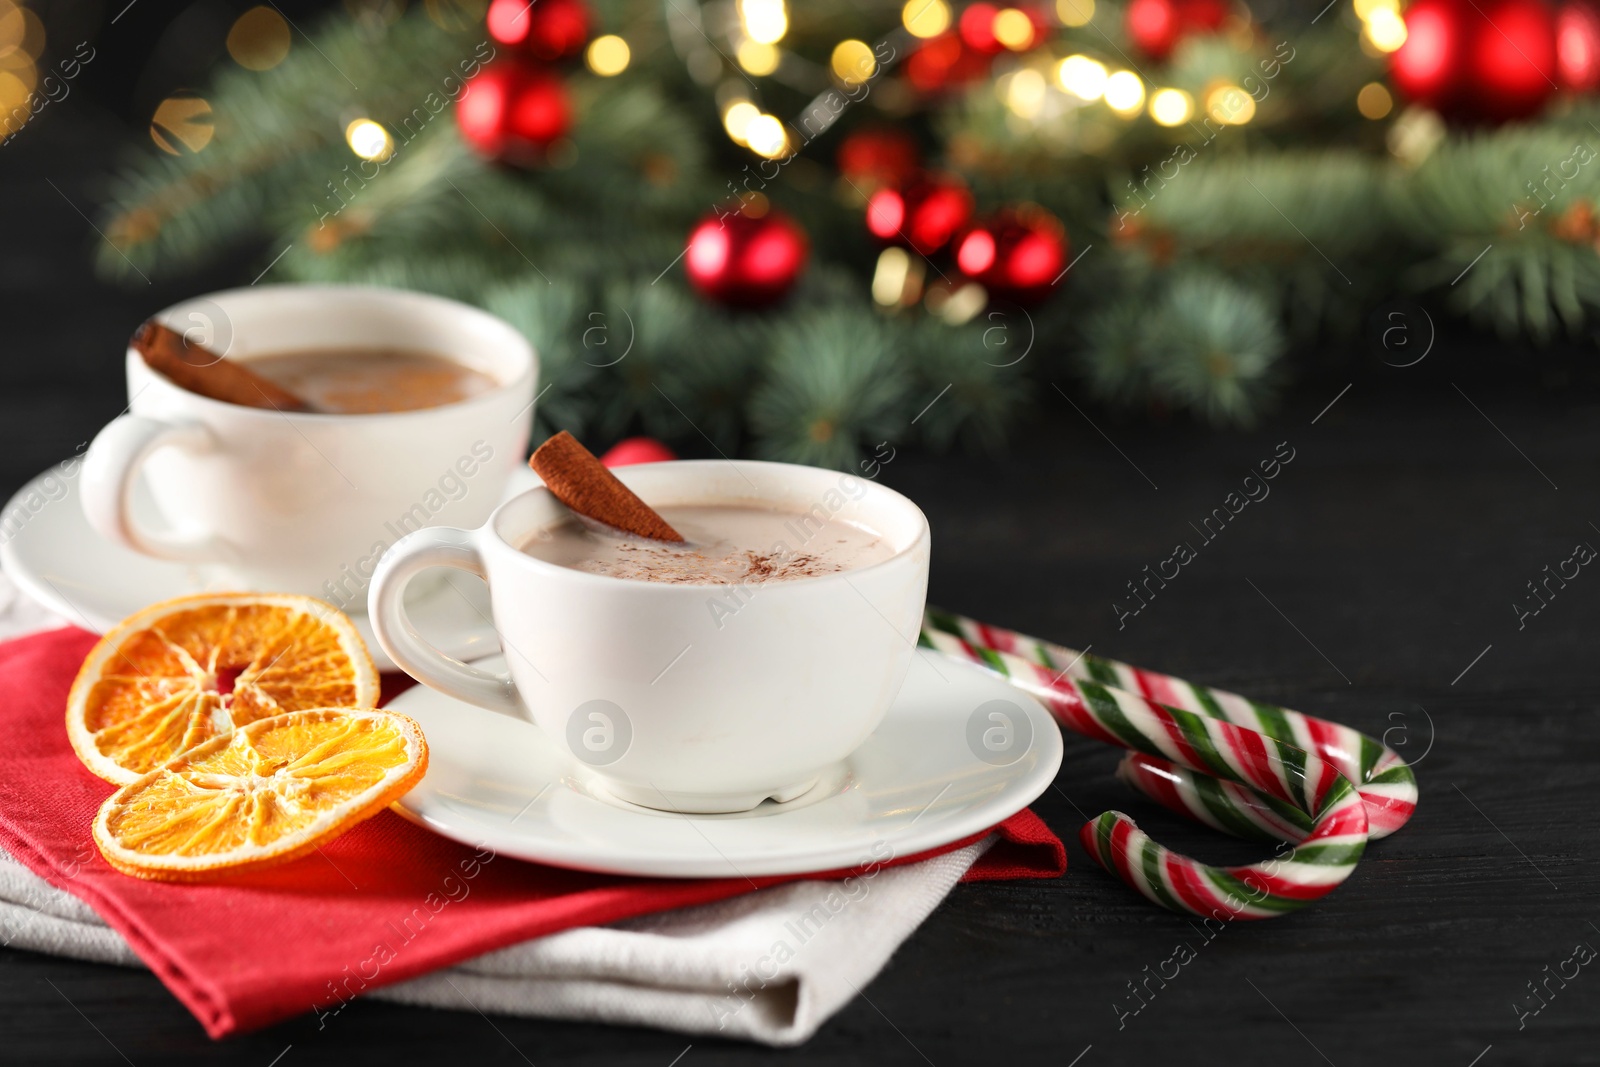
[4,117,1598,1067]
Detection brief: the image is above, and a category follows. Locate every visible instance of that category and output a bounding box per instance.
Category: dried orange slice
[67,593,379,785]
[93,708,427,881]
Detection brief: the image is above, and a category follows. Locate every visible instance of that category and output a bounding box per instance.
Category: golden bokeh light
[1103,70,1145,115]
[150,94,215,155]
[872,246,925,306]
[0,2,41,68]
[1205,83,1254,124]
[1363,8,1407,51]
[1004,67,1047,117]
[738,0,788,44]
[902,0,952,38]
[227,6,291,71]
[723,99,760,142]
[737,39,780,75]
[585,34,630,75]
[1357,80,1394,119]
[1353,0,1399,20]
[831,39,876,84]
[1056,54,1108,100]
[744,112,789,157]
[0,68,30,120]
[993,8,1035,50]
[1149,87,1193,126]
[344,118,393,161]
[1055,0,1095,26]
[0,5,22,68]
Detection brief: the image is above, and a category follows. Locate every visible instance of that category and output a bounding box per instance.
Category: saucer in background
[0,461,542,671]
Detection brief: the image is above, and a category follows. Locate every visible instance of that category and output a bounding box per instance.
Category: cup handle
[368,526,523,716]
[81,414,223,562]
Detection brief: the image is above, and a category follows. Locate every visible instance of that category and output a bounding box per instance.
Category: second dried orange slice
[67,593,379,785]
[94,707,427,881]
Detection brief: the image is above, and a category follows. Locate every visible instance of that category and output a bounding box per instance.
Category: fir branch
[1078,272,1283,424]
[1396,126,1600,339]
[99,10,485,280]
[747,305,912,468]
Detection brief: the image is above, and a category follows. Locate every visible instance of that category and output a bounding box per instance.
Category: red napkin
[0,626,1064,1038]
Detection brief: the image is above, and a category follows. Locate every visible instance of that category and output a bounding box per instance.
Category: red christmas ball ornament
[486,0,590,61]
[865,174,975,256]
[601,437,678,467]
[959,3,1005,53]
[954,208,1069,306]
[1127,0,1229,58]
[457,59,572,162]
[684,209,809,308]
[1127,0,1183,58]
[1557,0,1600,89]
[905,32,993,92]
[1390,0,1558,121]
[1179,0,1230,31]
[836,128,921,188]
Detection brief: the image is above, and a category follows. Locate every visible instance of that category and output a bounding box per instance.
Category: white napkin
[0,571,992,1045]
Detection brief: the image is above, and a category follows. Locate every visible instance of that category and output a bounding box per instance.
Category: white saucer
[0,462,542,671]
[388,649,1063,878]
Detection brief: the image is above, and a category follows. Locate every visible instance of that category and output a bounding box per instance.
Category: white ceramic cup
[368,460,932,813]
[81,285,537,607]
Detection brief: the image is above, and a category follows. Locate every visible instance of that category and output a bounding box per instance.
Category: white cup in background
[81,285,536,607]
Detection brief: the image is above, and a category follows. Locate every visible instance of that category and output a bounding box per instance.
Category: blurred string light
[872,246,925,306]
[345,117,394,161]
[1387,104,1445,163]
[902,0,951,38]
[1357,80,1394,118]
[1363,7,1407,50]
[1359,1,1408,51]
[831,38,876,84]
[1055,0,1095,26]
[926,280,988,325]
[1056,54,1108,99]
[1205,82,1254,124]
[586,33,630,75]
[992,7,1036,49]
[0,0,41,123]
[737,39,780,74]
[0,67,29,119]
[1149,87,1193,125]
[723,98,760,142]
[150,93,214,154]
[0,0,42,66]
[1002,67,1047,117]
[744,112,790,157]
[1103,69,1145,115]
[227,6,291,71]
[738,0,788,44]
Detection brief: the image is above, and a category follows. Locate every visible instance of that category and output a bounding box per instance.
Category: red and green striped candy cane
[923,608,1418,839]
[919,611,1383,918]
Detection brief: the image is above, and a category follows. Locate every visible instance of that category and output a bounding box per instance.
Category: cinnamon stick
[529,431,684,543]
[132,320,310,412]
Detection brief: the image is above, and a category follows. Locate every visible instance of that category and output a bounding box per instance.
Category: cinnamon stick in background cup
[131,321,309,412]
[81,285,537,603]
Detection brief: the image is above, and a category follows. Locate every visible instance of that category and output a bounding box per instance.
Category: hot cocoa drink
[519,504,894,584]
[244,347,497,413]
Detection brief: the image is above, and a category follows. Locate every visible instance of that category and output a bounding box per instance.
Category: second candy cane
[921,610,1416,918]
